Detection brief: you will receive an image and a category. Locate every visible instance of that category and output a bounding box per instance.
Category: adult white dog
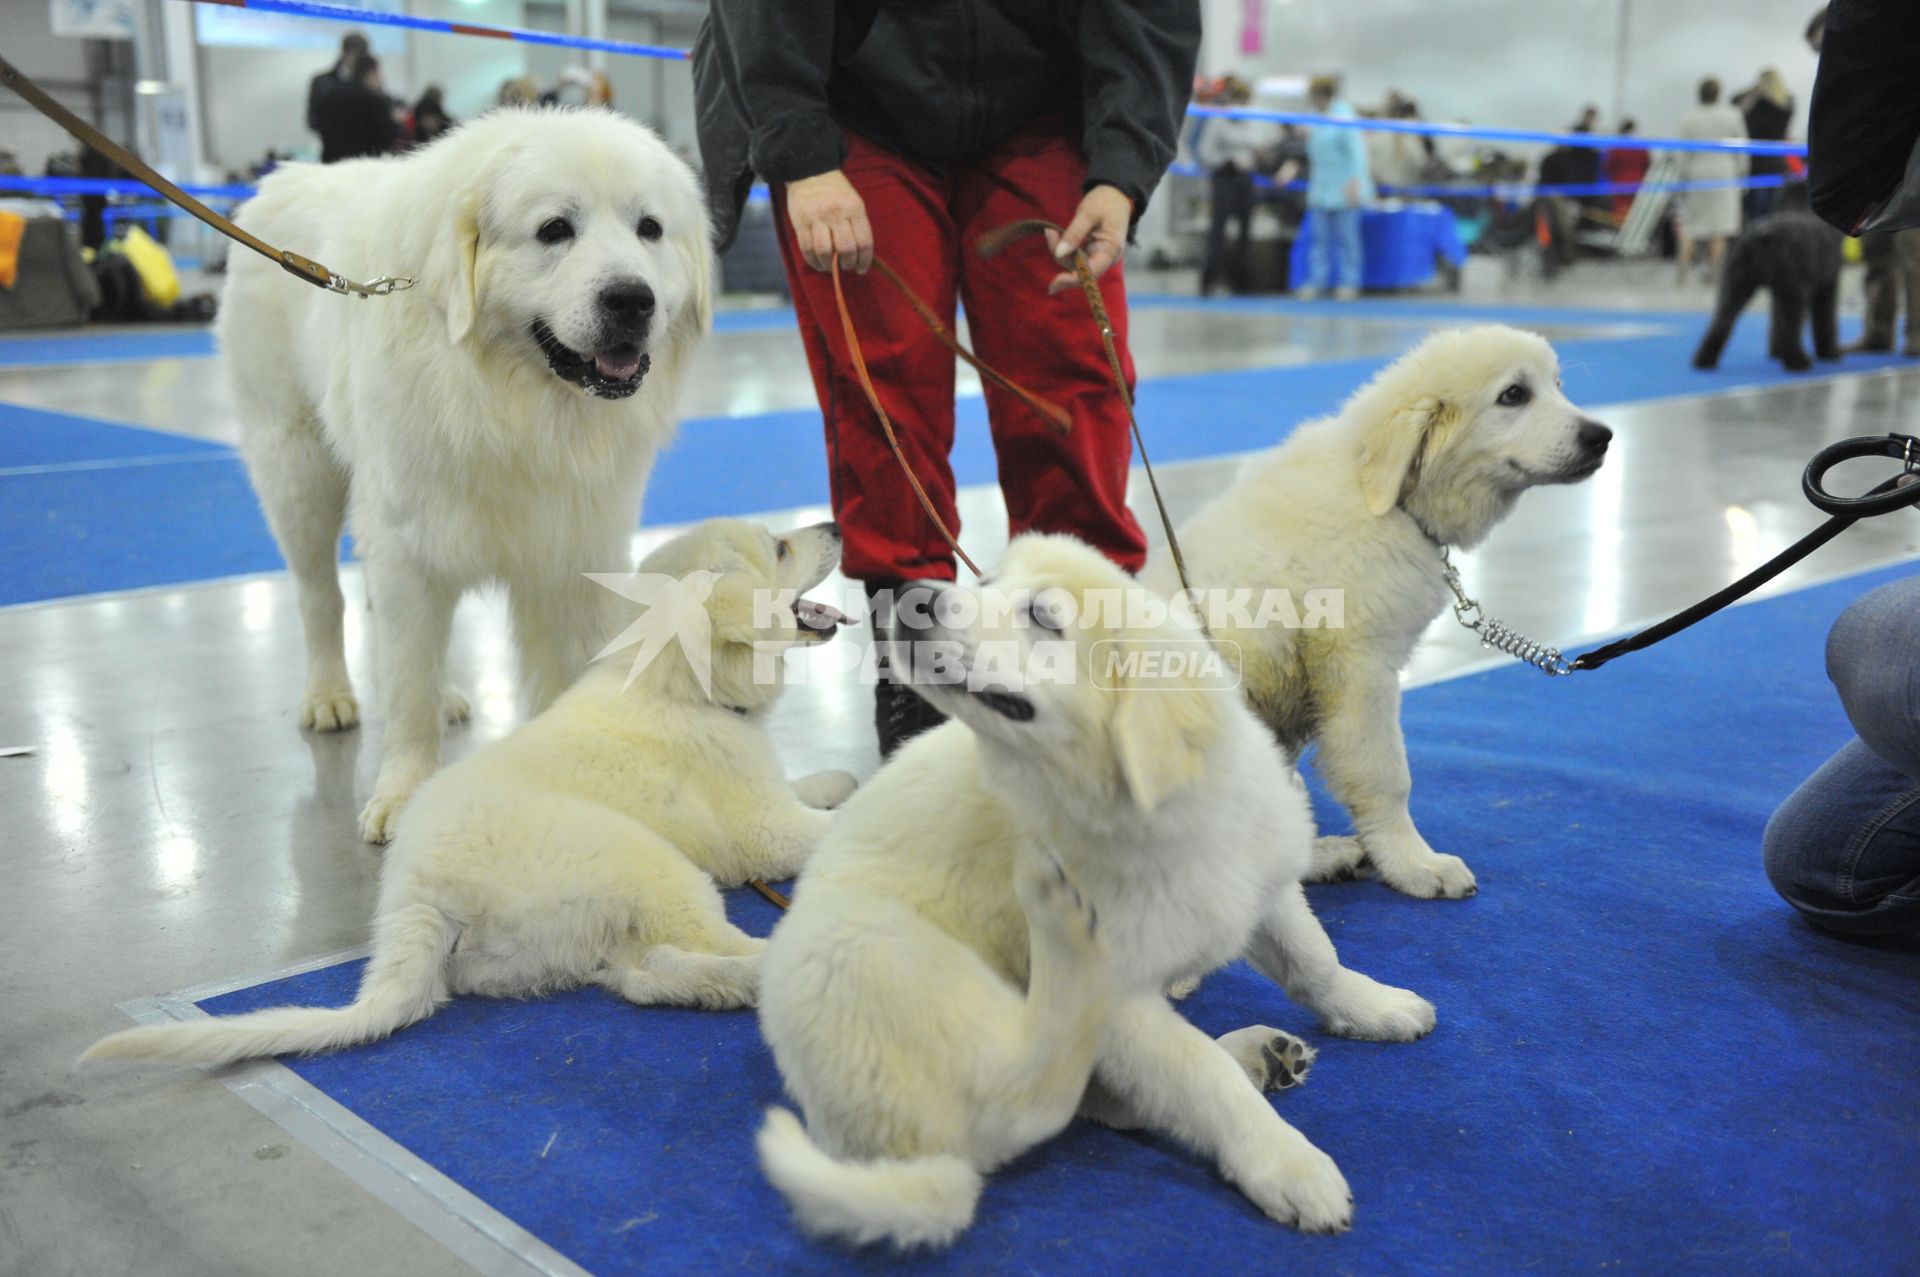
[755,535,1434,1250]
[1153,325,1610,898]
[219,107,713,842]
[84,520,853,1068]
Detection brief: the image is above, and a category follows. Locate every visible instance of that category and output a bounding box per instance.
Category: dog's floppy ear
[421,184,481,344]
[709,576,795,648]
[1357,395,1448,517]
[1109,681,1220,814]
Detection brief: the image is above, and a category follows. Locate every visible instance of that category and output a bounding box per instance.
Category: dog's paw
[791,770,858,810]
[357,790,411,845]
[1234,1136,1352,1234]
[299,686,360,733]
[1218,1025,1316,1092]
[1691,351,1718,371]
[1375,851,1477,899]
[1167,974,1203,1000]
[1305,835,1368,883]
[441,687,471,725]
[1319,971,1437,1042]
[1014,852,1100,953]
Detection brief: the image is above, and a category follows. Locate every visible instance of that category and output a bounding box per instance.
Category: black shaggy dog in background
[1693,186,1844,373]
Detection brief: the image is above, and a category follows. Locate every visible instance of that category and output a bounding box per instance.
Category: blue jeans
[1305,206,1363,292]
[1763,577,1920,936]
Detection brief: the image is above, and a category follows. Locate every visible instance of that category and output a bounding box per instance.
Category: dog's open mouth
[795,597,852,643]
[531,320,651,400]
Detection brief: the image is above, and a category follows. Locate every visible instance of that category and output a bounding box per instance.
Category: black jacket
[1808,0,1920,233]
[315,80,400,165]
[693,0,1201,250]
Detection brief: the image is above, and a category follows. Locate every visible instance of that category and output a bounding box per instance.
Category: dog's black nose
[1578,420,1613,452]
[599,281,655,321]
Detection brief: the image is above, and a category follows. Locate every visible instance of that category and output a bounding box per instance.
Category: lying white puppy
[1153,325,1611,898]
[221,109,714,843]
[756,535,1434,1251]
[84,520,853,1068]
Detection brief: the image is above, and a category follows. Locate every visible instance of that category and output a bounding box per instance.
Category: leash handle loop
[1803,433,1920,518]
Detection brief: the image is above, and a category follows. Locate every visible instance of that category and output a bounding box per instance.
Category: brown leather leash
[830,256,1073,577]
[978,220,1197,597]
[828,226,1196,595]
[0,52,413,299]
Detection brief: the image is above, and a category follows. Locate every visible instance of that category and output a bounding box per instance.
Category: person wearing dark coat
[307,32,370,138]
[314,53,400,164]
[1733,70,1795,223]
[693,0,1201,757]
[1807,0,1920,354]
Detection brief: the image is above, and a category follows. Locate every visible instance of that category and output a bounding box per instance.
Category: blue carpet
[197,563,1920,1277]
[2,310,1912,606]
[0,329,219,367]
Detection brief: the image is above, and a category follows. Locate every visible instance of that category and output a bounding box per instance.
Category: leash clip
[334,274,416,298]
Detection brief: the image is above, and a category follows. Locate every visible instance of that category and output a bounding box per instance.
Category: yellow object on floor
[117,225,181,307]
[0,212,25,289]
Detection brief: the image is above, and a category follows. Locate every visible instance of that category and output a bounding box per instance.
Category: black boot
[867,579,949,758]
[874,671,948,758]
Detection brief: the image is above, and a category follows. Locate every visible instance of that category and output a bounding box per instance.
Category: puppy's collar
[1398,501,1449,552]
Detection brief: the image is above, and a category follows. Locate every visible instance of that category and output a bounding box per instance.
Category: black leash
[1440,433,1920,675]
[1571,433,1920,671]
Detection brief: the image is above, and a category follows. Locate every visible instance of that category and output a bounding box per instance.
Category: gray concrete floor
[3,279,1918,1277]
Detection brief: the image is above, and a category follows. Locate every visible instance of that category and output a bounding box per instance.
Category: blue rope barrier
[0,174,254,200]
[177,0,688,60]
[1167,164,1794,201]
[1188,104,1805,159]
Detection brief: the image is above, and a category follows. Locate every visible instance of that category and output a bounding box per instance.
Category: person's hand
[785,170,872,274]
[1046,184,1132,296]
[1345,177,1362,208]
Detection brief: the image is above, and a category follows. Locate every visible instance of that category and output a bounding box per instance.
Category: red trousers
[775,123,1148,584]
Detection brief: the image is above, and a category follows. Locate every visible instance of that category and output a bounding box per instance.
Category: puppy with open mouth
[755,534,1434,1251]
[84,520,853,1069]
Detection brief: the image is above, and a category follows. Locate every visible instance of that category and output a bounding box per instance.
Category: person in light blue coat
[1301,74,1373,298]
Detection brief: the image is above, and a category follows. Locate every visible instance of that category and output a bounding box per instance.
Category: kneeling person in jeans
[1765,576,1920,936]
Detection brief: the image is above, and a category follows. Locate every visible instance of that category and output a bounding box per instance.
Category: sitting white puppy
[84,520,854,1068]
[1154,325,1611,898]
[756,535,1434,1251]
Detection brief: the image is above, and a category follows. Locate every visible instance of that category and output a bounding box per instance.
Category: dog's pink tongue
[797,599,854,630]
[593,348,643,380]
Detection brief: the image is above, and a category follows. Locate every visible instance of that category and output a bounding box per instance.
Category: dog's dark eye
[637,216,663,242]
[1497,383,1531,407]
[537,218,575,245]
[1025,599,1065,633]
[776,539,790,561]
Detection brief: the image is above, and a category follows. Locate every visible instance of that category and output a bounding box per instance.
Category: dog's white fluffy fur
[755,535,1435,1250]
[1150,325,1610,898]
[84,520,852,1068]
[219,108,713,842]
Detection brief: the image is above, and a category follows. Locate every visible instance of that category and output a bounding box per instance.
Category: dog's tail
[756,1107,981,1251]
[82,903,457,1068]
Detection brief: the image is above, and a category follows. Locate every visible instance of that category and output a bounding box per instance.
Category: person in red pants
[694,0,1200,755]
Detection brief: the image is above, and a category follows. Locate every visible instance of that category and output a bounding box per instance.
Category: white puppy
[220,108,713,842]
[756,535,1434,1251]
[1152,325,1610,898]
[84,520,853,1069]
